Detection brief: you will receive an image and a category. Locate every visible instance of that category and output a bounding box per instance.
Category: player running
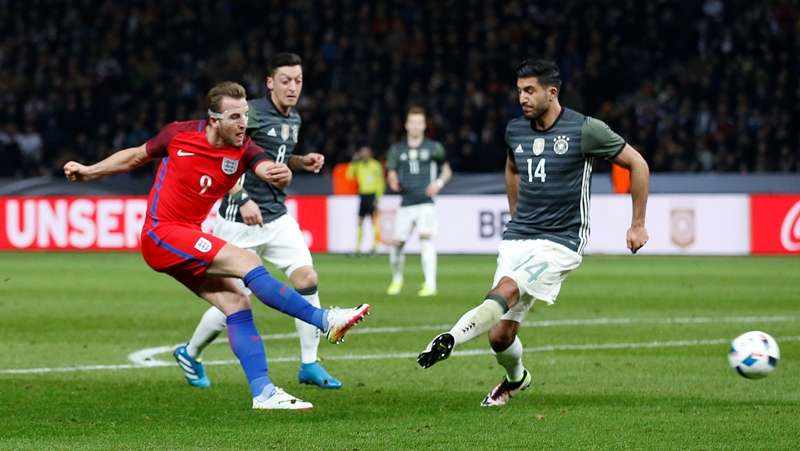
[385,107,451,297]
[64,81,369,410]
[417,59,649,407]
[173,53,344,390]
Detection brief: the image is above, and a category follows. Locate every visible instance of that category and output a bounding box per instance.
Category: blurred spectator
[1,0,798,177]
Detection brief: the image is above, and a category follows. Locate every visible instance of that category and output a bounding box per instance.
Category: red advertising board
[286,195,328,253]
[750,194,800,254]
[0,196,329,252]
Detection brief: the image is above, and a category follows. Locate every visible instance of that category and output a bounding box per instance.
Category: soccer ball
[727,331,780,379]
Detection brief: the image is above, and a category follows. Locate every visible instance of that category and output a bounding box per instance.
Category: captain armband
[230,190,251,206]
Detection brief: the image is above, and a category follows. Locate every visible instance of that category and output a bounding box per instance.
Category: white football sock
[295,292,321,364]
[448,297,508,345]
[420,238,437,289]
[494,336,525,382]
[186,306,228,358]
[389,245,405,282]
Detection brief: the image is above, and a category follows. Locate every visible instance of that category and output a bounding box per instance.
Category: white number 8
[276,145,287,164]
[199,175,213,194]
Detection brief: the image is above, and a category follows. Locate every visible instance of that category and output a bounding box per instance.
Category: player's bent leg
[418,234,437,297]
[198,279,313,409]
[417,277,519,369]
[195,278,274,402]
[387,240,405,295]
[209,244,329,331]
[449,277,519,345]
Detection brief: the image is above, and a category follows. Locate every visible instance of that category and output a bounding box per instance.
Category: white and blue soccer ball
[727,331,780,379]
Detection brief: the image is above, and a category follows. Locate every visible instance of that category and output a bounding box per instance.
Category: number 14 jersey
[503,108,625,254]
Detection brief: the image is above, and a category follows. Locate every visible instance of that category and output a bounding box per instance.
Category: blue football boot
[173,345,211,388]
[298,361,342,389]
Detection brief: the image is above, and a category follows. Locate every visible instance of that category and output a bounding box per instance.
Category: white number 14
[526,158,546,183]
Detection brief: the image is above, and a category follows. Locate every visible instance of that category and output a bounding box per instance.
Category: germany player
[172,53,344,390]
[417,59,649,406]
[64,82,369,410]
[385,107,451,297]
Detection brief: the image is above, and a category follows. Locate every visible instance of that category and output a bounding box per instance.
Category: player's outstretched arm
[612,144,649,253]
[64,144,152,182]
[505,155,520,217]
[253,160,293,190]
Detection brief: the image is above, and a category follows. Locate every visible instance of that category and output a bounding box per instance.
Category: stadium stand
[0,0,797,177]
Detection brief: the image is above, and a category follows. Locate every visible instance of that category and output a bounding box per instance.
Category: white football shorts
[213,214,313,277]
[492,239,582,322]
[392,203,437,242]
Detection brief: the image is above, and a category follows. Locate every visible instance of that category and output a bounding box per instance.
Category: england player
[385,107,452,297]
[417,59,649,406]
[172,54,343,390]
[64,81,369,410]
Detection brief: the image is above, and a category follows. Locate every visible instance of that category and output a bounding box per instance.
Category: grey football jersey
[218,96,301,223]
[386,138,446,206]
[503,108,625,253]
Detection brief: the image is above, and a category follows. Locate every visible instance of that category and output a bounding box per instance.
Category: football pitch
[0,252,798,450]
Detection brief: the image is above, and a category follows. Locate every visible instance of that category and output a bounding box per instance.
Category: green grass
[0,253,798,450]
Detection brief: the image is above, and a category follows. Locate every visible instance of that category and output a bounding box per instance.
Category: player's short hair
[516,59,562,90]
[207,81,246,113]
[269,52,303,75]
[406,106,426,119]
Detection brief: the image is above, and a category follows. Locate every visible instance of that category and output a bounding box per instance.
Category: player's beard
[523,102,548,121]
[222,126,245,147]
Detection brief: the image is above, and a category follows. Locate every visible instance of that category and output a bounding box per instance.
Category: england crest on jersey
[221,157,239,175]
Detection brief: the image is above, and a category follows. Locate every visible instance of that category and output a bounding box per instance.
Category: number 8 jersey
[217,96,302,224]
[503,108,625,254]
[143,120,269,230]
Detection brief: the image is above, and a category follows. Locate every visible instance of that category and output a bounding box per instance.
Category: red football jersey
[143,120,269,229]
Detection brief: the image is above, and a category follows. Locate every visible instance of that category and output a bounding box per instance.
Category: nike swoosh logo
[177,150,195,156]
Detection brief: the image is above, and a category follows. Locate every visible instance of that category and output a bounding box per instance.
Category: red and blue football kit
[140,120,269,292]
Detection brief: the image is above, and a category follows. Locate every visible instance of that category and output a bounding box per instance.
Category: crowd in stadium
[1,0,797,178]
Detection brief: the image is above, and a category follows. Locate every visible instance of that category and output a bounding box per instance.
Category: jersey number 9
[199,175,213,194]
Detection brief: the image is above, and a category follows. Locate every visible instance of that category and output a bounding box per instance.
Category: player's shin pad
[448,297,507,345]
